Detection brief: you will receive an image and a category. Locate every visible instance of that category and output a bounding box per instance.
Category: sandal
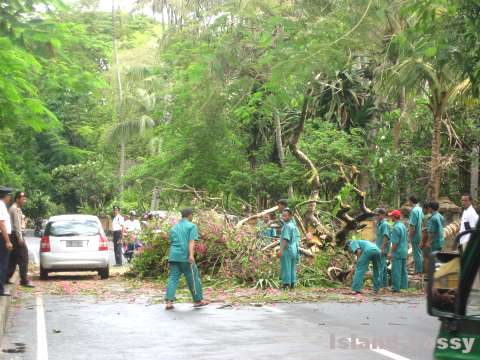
[193,301,209,308]
[165,303,175,310]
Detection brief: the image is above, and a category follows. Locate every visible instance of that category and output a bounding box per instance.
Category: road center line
[371,348,412,360]
[36,295,49,360]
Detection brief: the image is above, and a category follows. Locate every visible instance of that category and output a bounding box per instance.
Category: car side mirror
[427,251,460,317]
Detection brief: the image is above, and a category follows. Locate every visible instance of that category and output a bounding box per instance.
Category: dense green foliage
[1,0,479,219]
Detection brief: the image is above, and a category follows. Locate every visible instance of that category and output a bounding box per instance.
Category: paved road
[1,236,439,360]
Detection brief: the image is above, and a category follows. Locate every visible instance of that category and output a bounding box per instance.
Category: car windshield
[48,220,99,237]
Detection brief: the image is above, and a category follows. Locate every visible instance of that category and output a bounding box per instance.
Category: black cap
[113,205,120,211]
[0,186,12,195]
[375,208,387,215]
[282,207,293,215]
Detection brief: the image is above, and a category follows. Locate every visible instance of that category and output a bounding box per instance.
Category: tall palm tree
[389,59,470,199]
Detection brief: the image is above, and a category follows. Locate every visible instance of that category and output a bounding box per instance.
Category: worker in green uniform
[375,208,391,288]
[165,208,208,310]
[408,195,424,274]
[347,239,381,294]
[278,208,300,289]
[424,201,445,252]
[388,210,408,292]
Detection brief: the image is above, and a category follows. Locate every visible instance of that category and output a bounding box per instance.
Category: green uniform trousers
[165,261,203,302]
[412,239,423,273]
[352,248,381,292]
[391,258,408,292]
[280,254,297,286]
[379,254,388,288]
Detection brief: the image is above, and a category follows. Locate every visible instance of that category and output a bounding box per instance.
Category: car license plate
[66,240,84,247]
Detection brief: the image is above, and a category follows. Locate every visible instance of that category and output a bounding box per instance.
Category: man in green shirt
[348,239,381,294]
[388,210,408,292]
[278,208,300,289]
[375,208,391,288]
[408,195,424,274]
[424,201,445,252]
[165,208,208,310]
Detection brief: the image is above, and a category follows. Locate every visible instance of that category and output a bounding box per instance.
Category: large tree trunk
[392,87,406,207]
[112,0,124,193]
[471,145,479,200]
[274,112,294,198]
[428,110,442,200]
[288,91,320,225]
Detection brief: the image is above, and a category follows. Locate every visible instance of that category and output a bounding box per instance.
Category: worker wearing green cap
[278,208,300,289]
[388,210,408,292]
[165,208,208,310]
[348,239,381,294]
[375,208,391,287]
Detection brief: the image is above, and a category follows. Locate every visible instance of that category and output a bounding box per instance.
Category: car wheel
[99,267,109,279]
[40,267,49,280]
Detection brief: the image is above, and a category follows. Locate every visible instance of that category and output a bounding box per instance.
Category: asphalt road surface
[1,236,439,360]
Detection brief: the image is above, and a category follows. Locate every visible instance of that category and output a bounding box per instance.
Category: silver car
[40,215,110,279]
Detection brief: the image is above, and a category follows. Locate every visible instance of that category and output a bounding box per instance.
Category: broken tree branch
[236,205,278,229]
[288,86,321,226]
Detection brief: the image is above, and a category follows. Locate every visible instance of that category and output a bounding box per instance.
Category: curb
[0,272,19,341]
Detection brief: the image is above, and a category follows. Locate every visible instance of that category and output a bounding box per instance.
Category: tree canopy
[1,0,479,218]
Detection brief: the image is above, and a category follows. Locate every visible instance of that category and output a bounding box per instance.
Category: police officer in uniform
[7,192,34,287]
[0,187,14,296]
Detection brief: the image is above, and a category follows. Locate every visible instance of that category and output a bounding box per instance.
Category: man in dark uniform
[7,192,34,287]
[0,186,14,296]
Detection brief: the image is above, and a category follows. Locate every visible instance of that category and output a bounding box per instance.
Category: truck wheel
[99,267,110,279]
[40,267,49,280]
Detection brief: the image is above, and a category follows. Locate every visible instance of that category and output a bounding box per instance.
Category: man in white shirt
[125,211,141,234]
[0,187,14,296]
[111,206,125,266]
[459,194,479,248]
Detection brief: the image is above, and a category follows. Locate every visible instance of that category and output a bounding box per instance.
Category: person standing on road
[458,194,479,249]
[408,196,424,274]
[0,187,14,297]
[348,239,381,294]
[278,208,300,289]
[165,208,208,310]
[7,192,34,288]
[388,210,408,292]
[111,206,125,266]
[423,201,445,252]
[375,208,391,288]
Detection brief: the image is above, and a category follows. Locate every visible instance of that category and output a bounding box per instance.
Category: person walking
[458,194,479,249]
[165,208,208,310]
[0,187,14,296]
[348,239,381,294]
[424,201,445,252]
[278,208,300,289]
[375,208,391,288]
[7,192,34,287]
[111,206,125,266]
[408,196,424,274]
[388,210,408,292]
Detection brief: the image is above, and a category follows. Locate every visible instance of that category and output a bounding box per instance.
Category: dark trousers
[113,231,123,265]
[7,233,29,284]
[0,237,10,294]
